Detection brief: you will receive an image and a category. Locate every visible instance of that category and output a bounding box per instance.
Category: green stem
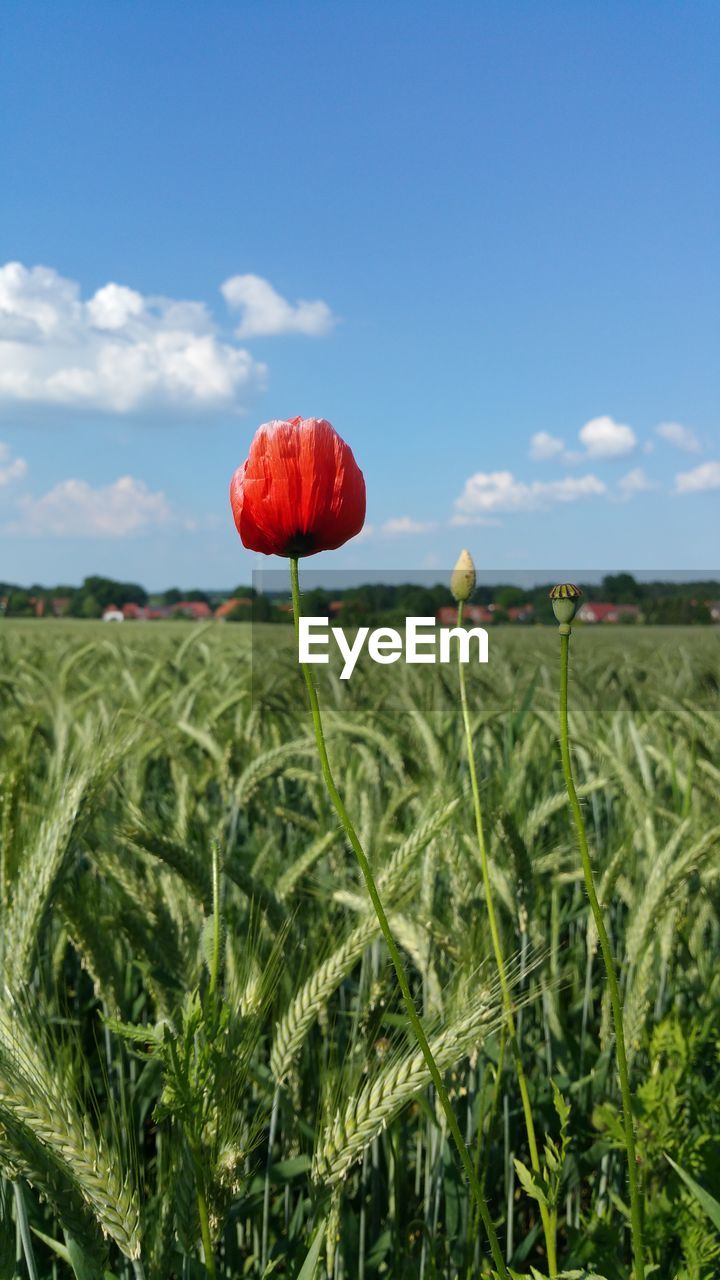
[183,1115,216,1279]
[168,906,217,1280]
[209,839,221,999]
[289,558,509,1280]
[457,602,558,1277]
[558,629,644,1280]
[480,1030,506,1198]
[466,1030,507,1279]
[195,1178,217,1280]
[261,1086,281,1273]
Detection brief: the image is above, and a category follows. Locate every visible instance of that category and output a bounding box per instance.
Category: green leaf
[665,1152,720,1231]
[513,1158,548,1208]
[272,1155,312,1179]
[30,1227,70,1261]
[365,1228,392,1267]
[297,1218,327,1280]
[552,1079,571,1129]
[65,1234,107,1280]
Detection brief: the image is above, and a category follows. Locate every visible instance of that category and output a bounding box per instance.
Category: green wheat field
[0,619,718,1280]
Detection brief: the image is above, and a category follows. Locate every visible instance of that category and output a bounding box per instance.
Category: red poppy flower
[230,416,366,557]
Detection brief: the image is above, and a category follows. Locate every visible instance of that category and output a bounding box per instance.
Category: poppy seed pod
[549,583,582,627]
[230,417,366,557]
[450,549,476,603]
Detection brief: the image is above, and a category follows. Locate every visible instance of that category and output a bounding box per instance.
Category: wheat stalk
[271,798,459,1082]
[313,991,498,1185]
[0,1003,141,1258]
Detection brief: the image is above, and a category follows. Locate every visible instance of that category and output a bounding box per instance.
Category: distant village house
[103,599,213,622]
[214,597,253,619]
[437,604,495,626]
[576,602,640,624]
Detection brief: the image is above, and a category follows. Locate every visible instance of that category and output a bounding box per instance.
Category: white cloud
[529,416,640,465]
[454,470,606,517]
[86,283,145,331]
[221,274,335,338]
[0,261,285,414]
[381,516,437,535]
[0,263,82,340]
[578,415,636,458]
[8,475,173,537]
[618,467,655,496]
[656,421,701,453]
[529,431,566,461]
[0,442,27,486]
[449,513,502,527]
[674,461,720,494]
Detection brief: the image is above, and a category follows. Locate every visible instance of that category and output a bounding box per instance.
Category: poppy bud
[230,417,366,557]
[549,583,582,629]
[451,549,476,603]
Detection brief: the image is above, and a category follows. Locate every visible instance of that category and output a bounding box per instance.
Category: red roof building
[122,602,147,620]
[214,597,253,619]
[576,602,640,624]
[436,605,494,626]
[173,601,212,619]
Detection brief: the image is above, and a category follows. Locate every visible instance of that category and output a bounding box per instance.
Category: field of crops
[0,619,718,1280]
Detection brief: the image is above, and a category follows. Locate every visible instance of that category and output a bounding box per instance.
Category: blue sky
[0,0,717,589]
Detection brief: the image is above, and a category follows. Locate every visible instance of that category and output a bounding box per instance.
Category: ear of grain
[313,991,500,1185]
[0,1002,141,1258]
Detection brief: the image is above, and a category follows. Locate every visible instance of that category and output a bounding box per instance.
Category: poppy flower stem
[558,630,644,1280]
[456,602,558,1277]
[289,558,509,1280]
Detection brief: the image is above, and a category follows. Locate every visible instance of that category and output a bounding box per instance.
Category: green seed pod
[451,549,476,603]
[549,582,582,627]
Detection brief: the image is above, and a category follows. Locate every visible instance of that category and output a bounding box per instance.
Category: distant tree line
[256,575,718,626]
[0,573,717,624]
[0,576,218,619]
